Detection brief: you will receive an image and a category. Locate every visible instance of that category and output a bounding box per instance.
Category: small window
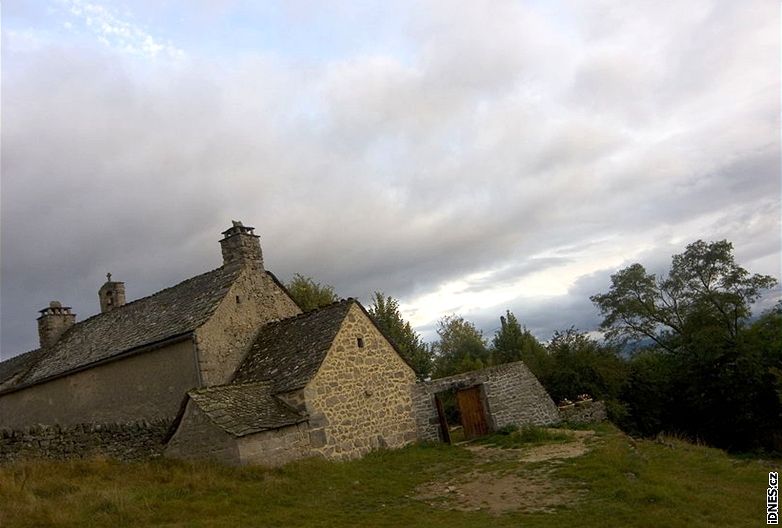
[236,295,241,304]
[357,337,364,348]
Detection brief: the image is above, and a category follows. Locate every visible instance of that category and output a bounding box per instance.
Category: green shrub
[477,425,571,448]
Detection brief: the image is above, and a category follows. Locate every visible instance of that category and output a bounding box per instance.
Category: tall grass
[0,425,776,527]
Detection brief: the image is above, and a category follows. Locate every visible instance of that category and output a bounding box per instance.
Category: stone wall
[0,420,169,463]
[195,266,301,386]
[558,400,607,424]
[412,362,560,442]
[164,400,240,465]
[237,423,311,467]
[0,340,200,429]
[303,304,418,460]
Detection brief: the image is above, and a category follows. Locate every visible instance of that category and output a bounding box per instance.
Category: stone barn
[412,362,560,443]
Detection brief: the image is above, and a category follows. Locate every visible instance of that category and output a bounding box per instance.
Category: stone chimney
[37,301,76,349]
[98,272,126,313]
[219,220,264,269]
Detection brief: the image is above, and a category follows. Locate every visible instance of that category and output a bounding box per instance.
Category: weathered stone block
[309,429,327,448]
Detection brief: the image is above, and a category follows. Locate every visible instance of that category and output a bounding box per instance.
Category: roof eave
[229,417,310,438]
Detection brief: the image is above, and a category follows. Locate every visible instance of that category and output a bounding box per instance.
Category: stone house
[0,220,576,466]
[0,221,419,464]
[165,299,418,465]
[0,222,301,430]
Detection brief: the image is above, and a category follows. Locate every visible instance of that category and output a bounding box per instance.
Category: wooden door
[456,386,489,439]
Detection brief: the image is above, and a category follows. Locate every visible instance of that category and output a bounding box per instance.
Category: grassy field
[0,423,777,527]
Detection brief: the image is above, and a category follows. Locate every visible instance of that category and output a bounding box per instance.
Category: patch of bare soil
[415,429,596,515]
[517,429,594,463]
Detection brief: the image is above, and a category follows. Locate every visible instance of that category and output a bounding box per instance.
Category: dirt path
[416,429,597,515]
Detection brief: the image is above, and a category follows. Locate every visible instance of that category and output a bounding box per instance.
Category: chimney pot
[37,300,76,349]
[219,220,264,269]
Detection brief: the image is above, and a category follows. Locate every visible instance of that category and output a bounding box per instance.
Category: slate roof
[233,299,354,392]
[0,265,244,392]
[0,348,45,389]
[187,381,307,437]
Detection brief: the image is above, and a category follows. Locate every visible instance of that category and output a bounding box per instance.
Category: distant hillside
[619,337,657,357]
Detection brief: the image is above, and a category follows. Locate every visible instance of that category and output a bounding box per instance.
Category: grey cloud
[2,0,779,357]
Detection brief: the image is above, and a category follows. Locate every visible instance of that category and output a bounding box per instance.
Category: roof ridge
[6,263,250,392]
[68,265,240,329]
[12,265,241,371]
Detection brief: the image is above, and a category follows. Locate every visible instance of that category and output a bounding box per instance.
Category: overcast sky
[1,0,780,358]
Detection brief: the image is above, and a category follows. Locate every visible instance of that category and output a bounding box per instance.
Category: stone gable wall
[0,340,199,429]
[412,362,560,442]
[237,423,311,467]
[0,421,169,463]
[164,400,240,465]
[303,304,418,460]
[195,266,301,386]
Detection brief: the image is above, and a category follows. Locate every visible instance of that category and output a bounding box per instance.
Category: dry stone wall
[412,362,560,442]
[303,304,418,460]
[0,420,169,463]
[558,400,607,424]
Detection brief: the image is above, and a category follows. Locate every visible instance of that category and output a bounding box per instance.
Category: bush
[477,425,571,448]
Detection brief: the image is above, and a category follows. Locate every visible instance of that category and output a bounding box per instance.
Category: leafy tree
[367,292,433,380]
[590,240,780,450]
[745,301,782,381]
[285,273,339,312]
[736,302,782,442]
[590,240,777,353]
[490,310,548,372]
[618,349,675,436]
[432,315,489,377]
[537,328,627,415]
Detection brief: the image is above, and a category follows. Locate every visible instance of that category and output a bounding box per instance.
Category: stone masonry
[237,423,311,466]
[559,400,607,424]
[412,361,560,442]
[0,339,200,429]
[303,303,419,460]
[194,267,301,386]
[0,421,169,463]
